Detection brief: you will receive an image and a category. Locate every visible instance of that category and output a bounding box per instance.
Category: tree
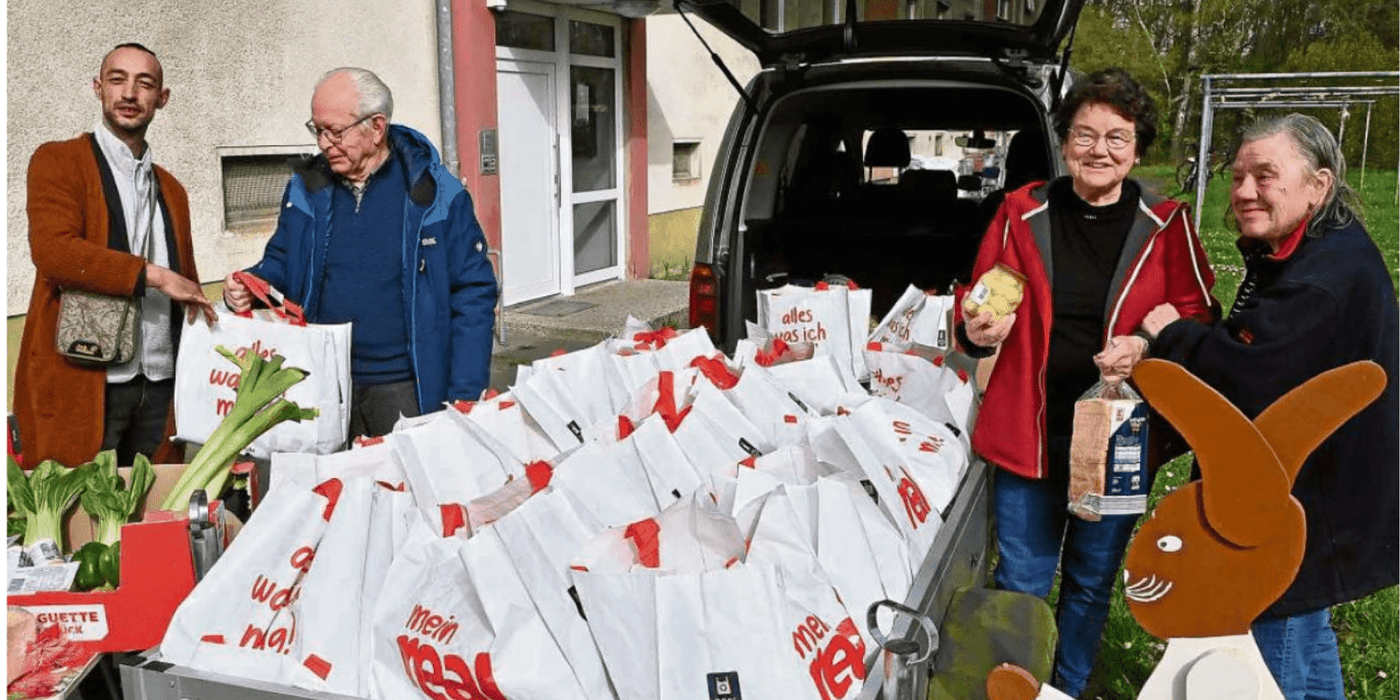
[1072,0,1399,168]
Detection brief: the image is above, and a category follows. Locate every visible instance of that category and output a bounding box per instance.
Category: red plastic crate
[8,517,197,656]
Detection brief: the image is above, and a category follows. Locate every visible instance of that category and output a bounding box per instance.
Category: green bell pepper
[99,541,121,588]
[72,541,110,591]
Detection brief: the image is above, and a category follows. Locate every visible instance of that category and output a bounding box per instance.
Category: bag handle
[232,271,306,326]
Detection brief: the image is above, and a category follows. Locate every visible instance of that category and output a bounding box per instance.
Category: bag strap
[232,271,306,326]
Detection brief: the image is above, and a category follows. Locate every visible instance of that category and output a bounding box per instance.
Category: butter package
[1068,381,1150,521]
[962,263,1027,322]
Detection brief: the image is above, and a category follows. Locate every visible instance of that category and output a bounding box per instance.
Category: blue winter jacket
[247,124,499,412]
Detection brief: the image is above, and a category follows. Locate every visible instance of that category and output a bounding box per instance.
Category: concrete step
[489,279,690,391]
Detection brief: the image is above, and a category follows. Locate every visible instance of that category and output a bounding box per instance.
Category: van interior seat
[863,126,912,169]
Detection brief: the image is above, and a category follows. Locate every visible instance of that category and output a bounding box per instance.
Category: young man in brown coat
[15,43,214,468]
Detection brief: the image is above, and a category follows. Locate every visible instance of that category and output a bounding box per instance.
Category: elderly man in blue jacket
[224,67,498,439]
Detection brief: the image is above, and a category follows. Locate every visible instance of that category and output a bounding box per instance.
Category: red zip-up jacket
[955,179,1217,479]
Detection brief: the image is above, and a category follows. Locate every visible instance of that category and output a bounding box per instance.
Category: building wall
[644,13,758,275]
[7,0,444,316]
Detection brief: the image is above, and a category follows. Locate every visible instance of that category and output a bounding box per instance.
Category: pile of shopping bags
[159,284,973,700]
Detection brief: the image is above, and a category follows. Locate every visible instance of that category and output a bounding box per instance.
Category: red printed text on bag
[395,605,505,700]
[871,368,904,394]
[885,308,918,344]
[209,340,282,416]
[897,468,932,527]
[792,615,867,700]
[775,307,830,344]
[235,545,315,654]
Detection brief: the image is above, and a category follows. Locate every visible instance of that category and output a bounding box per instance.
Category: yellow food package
[962,263,1027,321]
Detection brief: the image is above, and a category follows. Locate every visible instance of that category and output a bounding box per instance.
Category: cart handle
[867,599,939,664]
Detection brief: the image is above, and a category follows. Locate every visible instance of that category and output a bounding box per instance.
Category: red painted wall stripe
[627,18,649,280]
[452,0,503,253]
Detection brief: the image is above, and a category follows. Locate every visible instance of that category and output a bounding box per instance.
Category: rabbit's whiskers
[1123,572,1173,603]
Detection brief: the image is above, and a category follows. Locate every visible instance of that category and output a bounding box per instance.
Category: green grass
[1076,164,1400,700]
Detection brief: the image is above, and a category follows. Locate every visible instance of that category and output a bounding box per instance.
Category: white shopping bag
[872,398,972,508]
[846,285,873,380]
[758,285,849,362]
[174,309,351,457]
[864,345,976,438]
[160,479,338,672]
[460,392,560,464]
[285,478,379,695]
[571,494,747,700]
[743,491,873,700]
[716,362,814,447]
[392,413,521,535]
[626,413,707,508]
[490,489,615,699]
[816,475,913,634]
[758,283,860,386]
[367,517,510,700]
[650,327,720,372]
[734,335,816,369]
[572,491,747,575]
[526,342,631,422]
[813,416,942,562]
[669,381,773,475]
[726,443,828,519]
[869,285,956,350]
[657,563,857,700]
[767,353,868,416]
[269,437,406,492]
[458,528,594,700]
[609,348,663,400]
[550,439,662,528]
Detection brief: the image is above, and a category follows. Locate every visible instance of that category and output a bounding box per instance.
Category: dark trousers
[101,377,174,467]
[349,379,421,439]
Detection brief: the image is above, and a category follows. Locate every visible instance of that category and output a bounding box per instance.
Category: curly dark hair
[1054,68,1157,157]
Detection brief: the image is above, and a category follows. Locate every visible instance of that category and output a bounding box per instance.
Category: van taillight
[689,263,719,338]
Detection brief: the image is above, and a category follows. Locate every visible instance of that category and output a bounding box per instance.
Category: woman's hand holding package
[1094,335,1148,382]
[966,310,1016,348]
[1141,303,1181,338]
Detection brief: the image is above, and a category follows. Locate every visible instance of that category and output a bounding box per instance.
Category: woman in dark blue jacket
[1142,113,1398,700]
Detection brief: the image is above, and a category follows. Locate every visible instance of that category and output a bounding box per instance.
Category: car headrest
[864,127,911,168]
[1005,130,1050,190]
[901,169,959,203]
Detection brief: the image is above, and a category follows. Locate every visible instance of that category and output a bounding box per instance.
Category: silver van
[683,0,1087,346]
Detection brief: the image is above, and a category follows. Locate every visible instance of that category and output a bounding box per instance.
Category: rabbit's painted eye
[1157,536,1183,552]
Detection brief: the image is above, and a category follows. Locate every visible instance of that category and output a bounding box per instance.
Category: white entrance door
[496,60,559,306]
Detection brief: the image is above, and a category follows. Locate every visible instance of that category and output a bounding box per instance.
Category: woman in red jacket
[955,68,1217,697]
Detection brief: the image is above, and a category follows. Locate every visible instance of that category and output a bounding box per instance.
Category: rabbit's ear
[1132,359,1289,548]
[1254,361,1387,484]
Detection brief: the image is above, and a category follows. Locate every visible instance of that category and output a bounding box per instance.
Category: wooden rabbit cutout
[988,359,1386,700]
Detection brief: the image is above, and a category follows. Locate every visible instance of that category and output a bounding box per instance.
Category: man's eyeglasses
[1069,129,1136,151]
[305,113,377,144]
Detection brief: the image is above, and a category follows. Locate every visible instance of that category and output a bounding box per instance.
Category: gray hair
[1236,113,1362,235]
[316,67,394,123]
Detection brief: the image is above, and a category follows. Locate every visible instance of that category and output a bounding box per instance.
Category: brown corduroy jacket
[15,133,199,468]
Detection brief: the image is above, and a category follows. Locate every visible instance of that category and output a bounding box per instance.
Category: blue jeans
[102,377,175,467]
[992,453,1139,698]
[1252,608,1345,700]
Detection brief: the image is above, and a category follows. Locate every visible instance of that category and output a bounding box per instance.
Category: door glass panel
[495,10,556,51]
[569,20,616,57]
[731,0,1044,33]
[573,200,616,274]
[570,66,616,192]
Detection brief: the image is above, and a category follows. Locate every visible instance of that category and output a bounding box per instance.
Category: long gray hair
[316,67,394,122]
[1233,113,1363,235]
